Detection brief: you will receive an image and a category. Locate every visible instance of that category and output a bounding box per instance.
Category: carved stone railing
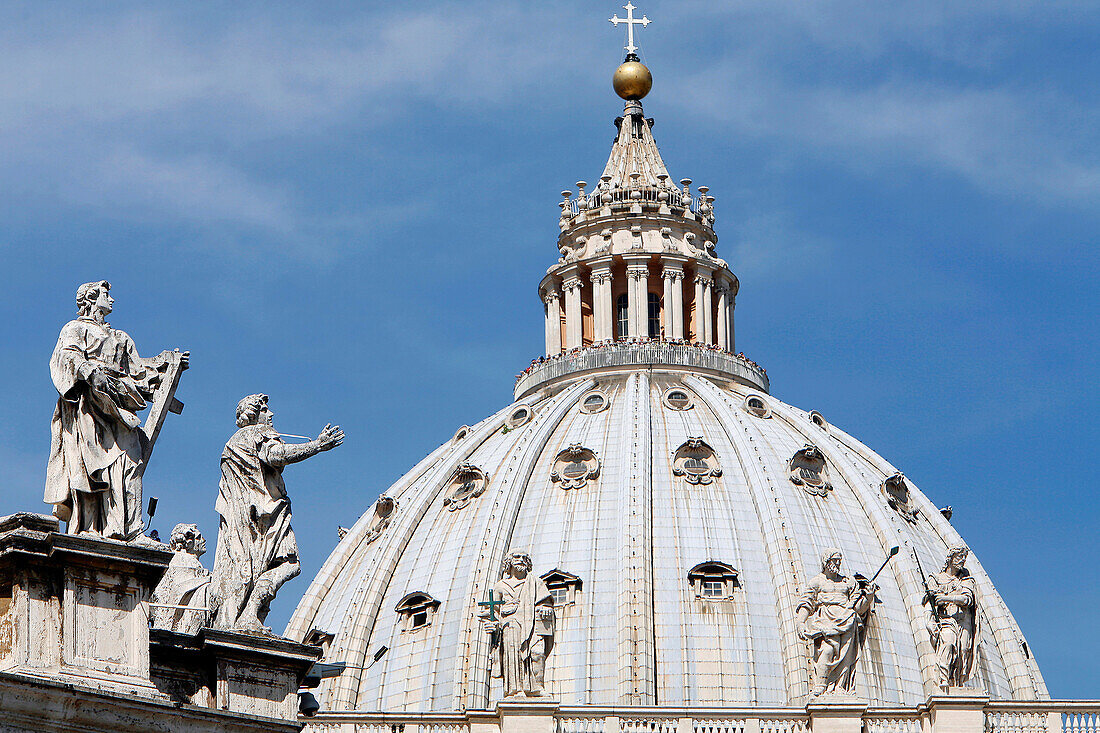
[985,702,1100,733]
[566,186,703,217]
[514,342,769,400]
[302,702,1100,733]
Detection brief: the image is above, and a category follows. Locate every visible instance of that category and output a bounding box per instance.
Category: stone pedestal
[497,699,560,733]
[806,695,868,733]
[0,512,171,696]
[927,690,989,733]
[152,627,321,720]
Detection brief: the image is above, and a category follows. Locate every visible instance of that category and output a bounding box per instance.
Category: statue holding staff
[925,545,980,689]
[44,280,188,541]
[211,394,343,633]
[796,548,878,697]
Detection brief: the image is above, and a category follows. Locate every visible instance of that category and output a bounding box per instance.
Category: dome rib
[763,400,943,699]
[618,371,657,703]
[454,377,597,709]
[320,402,522,709]
[685,375,811,701]
[285,438,454,642]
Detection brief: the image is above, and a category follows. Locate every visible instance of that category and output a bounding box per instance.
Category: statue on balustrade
[797,548,878,697]
[151,523,212,634]
[479,550,556,698]
[44,280,188,541]
[210,394,343,633]
[925,545,980,689]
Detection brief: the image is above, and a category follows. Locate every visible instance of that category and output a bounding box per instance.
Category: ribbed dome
[286,370,1047,710]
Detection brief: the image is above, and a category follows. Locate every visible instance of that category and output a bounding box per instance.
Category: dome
[287,372,1046,710]
[286,54,1047,713]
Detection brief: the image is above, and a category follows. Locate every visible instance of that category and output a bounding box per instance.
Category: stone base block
[0,512,172,697]
[0,669,300,733]
[152,627,321,720]
[927,691,990,733]
[807,696,868,733]
[497,700,560,733]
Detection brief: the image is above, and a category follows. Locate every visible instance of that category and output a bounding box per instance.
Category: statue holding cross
[44,281,188,542]
[478,550,555,698]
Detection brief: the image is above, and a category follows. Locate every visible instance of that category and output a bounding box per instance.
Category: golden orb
[613,60,652,100]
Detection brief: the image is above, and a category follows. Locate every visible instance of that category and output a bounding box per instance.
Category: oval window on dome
[663,388,693,411]
[744,395,770,418]
[507,405,533,429]
[551,444,600,490]
[580,391,608,414]
[562,460,588,479]
[682,456,710,475]
[672,438,722,485]
[809,410,828,430]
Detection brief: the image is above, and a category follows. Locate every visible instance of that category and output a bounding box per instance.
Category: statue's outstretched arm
[264,424,344,467]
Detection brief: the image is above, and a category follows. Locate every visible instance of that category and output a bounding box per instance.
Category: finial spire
[609,2,651,60]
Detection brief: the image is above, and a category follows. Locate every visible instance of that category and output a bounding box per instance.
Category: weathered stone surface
[926,546,980,690]
[211,394,343,633]
[796,549,877,698]
[151,627,320,720]
[151,523,212,634]
[0,669,300,732]
[0,512,170,696]
[479,551,556,699]
[44,280,188,542]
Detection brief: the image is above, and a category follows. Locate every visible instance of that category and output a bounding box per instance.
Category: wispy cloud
[0,0,1097,254]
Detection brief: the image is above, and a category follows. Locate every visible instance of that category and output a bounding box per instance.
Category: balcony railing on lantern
[564,184,710,220]
[985,701,1100,733]
[514,341,769,399]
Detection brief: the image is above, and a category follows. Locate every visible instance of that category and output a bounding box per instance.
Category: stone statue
[211,394,343,633]
[151,523,212,634]
[925,545,980,689]
[479,551,556,698]
[44,280,188,541]
[796,548,877,697]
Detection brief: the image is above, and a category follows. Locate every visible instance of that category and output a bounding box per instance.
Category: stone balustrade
[514,341,769,399]
[303,701,1100,733]
[564,184,709,222]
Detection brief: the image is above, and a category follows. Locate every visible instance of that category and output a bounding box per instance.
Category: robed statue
[210,394,343,633]
[796,548,877,697]
[925,545,980,689]
[44,281,188,541]
[151,523,212,634]
[479,551,556,698]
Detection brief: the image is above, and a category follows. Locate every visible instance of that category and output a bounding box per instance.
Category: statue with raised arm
[926,545,980,689]
[479,551,556,698]
[44,281,188,541]
[796,548,877,697]
[151,523,212,634]
[211,394,343,633]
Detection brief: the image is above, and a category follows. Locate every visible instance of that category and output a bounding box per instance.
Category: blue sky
[1,1,1097,698]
